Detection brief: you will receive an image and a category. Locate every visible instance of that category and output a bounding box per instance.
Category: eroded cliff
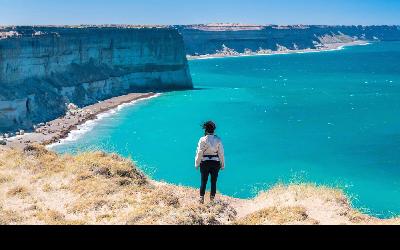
[175,24,400,55]
[0,26,193,132]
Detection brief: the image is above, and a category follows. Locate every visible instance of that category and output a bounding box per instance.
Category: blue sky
[0,0,399,25]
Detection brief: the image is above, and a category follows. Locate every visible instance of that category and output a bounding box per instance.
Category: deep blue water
[52,42,400,218]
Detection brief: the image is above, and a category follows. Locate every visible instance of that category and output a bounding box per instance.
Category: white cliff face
[0,27,193,132]
[176,25,400,55]
[0,98,32,129]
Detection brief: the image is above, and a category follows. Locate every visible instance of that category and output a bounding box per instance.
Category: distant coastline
[187,40,371,60]
[1,40,372,150]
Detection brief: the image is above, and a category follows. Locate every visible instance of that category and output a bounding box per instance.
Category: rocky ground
[1,145,399,225]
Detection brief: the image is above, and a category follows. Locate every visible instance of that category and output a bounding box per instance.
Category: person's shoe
[199,196,205,204]
[210,196,216,204]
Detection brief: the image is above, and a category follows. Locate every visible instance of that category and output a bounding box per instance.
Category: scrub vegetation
[0,145,399,225]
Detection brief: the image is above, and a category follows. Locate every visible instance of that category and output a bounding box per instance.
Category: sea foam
[47,94,162,149]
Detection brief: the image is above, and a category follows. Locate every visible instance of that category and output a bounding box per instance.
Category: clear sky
[0,0,399,26]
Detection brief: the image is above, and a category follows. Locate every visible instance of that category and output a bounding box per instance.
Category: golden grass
[42,183,53,192]
[236,206,319,225]
[0,145,399,225]
[264,183,347,203]
[0,145,238,225]
[7,185,30,197]
[0,209,24,225]
[34,209,85,225]
[0,173,13,184]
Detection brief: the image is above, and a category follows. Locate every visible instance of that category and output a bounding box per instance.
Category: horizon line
[1,23,400,27]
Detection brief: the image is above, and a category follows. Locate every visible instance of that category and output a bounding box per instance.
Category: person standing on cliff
[195,121,225,204]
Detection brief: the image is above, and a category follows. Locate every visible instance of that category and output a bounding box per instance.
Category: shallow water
[52,42,400,218]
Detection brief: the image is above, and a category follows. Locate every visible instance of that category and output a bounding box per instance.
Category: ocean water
[51,42,400,218]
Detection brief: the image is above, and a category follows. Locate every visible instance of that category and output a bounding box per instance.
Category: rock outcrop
[0,26,193,132]
[175,24,400,55]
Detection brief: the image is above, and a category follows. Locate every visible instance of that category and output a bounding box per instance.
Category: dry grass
[0,208,24,225]
[42,183,53,192]
[0,145,236,225]
[236,206,319,225]
[233,183,400,225]
[34,209,85,225]
[7,185,30,197]
[0,173,13,184]
[0,145,399,225]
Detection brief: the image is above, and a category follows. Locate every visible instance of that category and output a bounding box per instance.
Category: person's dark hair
[202,121,216,135]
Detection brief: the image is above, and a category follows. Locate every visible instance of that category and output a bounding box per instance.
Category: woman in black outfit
[195,121,225,204]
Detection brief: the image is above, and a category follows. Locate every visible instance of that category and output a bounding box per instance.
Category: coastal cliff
[0,26,193,133]
[175,24,400,55]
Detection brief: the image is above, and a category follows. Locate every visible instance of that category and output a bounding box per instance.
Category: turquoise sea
[52,42,400,218]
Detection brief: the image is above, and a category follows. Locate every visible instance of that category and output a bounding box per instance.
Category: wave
[189,42,372,60]
[47,93,162,149]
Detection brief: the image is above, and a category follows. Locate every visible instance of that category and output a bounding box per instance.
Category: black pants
[200,160,221,197]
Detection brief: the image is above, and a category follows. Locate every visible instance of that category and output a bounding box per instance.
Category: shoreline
[1,92,159,150]
[187,40,371,60]
[47,93,162,149]
[1,40,371,150]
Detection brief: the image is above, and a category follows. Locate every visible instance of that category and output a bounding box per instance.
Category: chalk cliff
[0,26,193,132]
[175,24,400,55]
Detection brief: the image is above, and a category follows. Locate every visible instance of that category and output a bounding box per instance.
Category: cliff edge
[0,146,398,225]
[175,24,400,56]
[0,26,193,133]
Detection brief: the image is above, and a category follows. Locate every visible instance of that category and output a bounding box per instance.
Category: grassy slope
[0,145,399,225]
